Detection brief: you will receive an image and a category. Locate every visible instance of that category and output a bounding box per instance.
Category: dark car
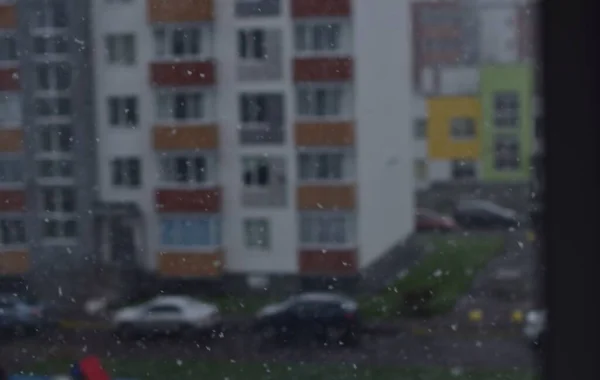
[253,292,361,345]
[453,199,521,229]
[415,208,459,232]
[0,294,56,336]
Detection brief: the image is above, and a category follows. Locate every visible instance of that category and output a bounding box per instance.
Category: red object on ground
[79,355,110,380]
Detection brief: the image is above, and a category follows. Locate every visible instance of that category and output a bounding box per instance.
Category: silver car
[524,309,547,348]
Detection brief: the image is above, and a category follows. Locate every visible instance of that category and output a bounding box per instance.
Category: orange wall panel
[297,185,355,210]
[158,251,223,277]
[153,125,218,150]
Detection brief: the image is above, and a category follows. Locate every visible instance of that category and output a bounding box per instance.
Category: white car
[112,295,221,338]
[524,309,547,348]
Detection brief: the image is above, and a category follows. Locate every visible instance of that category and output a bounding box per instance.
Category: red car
[415,208,459,232]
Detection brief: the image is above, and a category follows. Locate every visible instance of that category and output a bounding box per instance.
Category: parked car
[415,208,459,232]
[524,309,547,349]
[111,295,221,339]
[0,293,56,336]
[254,292,361,345]
[453,199,522,229]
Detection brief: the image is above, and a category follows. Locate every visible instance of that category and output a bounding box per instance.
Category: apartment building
[91,0,414,290]
[0,0,96,296]
[412,0,541,188]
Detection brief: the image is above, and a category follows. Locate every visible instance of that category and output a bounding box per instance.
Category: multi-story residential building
[412,0,539,188]
[90,0,414,291]
[0,0,96,297]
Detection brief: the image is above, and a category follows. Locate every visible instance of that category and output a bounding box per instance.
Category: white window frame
[494,135,521,171]
[31,0,69,30]
[36,158,75,180]
[450,117,476,140]
[297,148,355,183]
[107,96,138,128]
[111,157,141,188]
[34,97,72,123]
[40,186,76,214]
[451,159,477,180]
[105,34,136,65]
[294,19,350,56]
[154,24,211,61]
[299,212,355,249]
[158,215,221,250]
[41,216,78,242]
[156,88,213,124]
[0,155,23,185]
[157,152,217,188]
[35,62,71,92]
[244,218,270,250]
[295,84,352,121]
[241,156,286,189]
[33,35,69,58]
[37,124,74,153]
[238,29,267,61]
[493,91,520,128]
[0,215,26,247]
[0,92,21,126]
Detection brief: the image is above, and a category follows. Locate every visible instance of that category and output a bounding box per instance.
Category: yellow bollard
[526,230,535,242]
[468,309,483,322]
[511,309,524,324]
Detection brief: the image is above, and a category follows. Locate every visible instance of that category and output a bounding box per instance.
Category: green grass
[361,235,505,319]
[17,360,534,380]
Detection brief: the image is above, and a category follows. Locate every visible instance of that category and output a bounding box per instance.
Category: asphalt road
[0,329,535,371]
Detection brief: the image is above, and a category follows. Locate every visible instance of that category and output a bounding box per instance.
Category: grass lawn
[16,360,534,380]
[360,235,505,319]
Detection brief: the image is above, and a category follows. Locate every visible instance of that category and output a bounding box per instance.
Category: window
[38,125,73,152]
[0,34,17,61]
[238,29,266,59]
[159,217,220,246]
[414,159,428,181]
[33,35,69,55]
[240,94,268,123]
[0,219,26,245]
[105,34,135,65]
[299,213,354,245]
[156,90,205,122]
[32,0,68,28]
[42,219,77,239]
[494,135,521,170]
[108,96,138,127]
[452,160,476,180]
[37,159,74,179]
[41,187,76,212]
[493,92,520,128]
[0,93,21,125]
[0,159,23,183]
[242,157,283,188]
[298,152,349,181]
[159,154,213,184]
[244,218,270,249]
[414,119,427,139]
[154,26,203,59]
[450,117,476,139]
[111,158,141,187]
[295,23,341,52]
[296,86,344,117]
[36,63,71,91]
[35,97,71,117]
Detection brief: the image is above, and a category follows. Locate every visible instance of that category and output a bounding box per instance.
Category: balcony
[150,62,215,87]
[0,68,19,91]
[158,251,224,278]
[0,4,16,29]
[148,0,213,23]
[298,249,357,275]
[295,122,354,146]
[0,190,25,212]
[238,29,283,82]
[153,125,219,150]
[155,188,221,213]
[291,0,351,18]
[294,58,353,82]
[297,185,355,210]
[0,130,23,152]
[239,124,285,145]
[0,251,29,276]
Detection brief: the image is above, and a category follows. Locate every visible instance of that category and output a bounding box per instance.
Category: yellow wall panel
[427,97,481,159]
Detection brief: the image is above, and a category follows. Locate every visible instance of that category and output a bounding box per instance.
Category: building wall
[480,64,533,181]
[354,0,413,268]
[427,96,482,159]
